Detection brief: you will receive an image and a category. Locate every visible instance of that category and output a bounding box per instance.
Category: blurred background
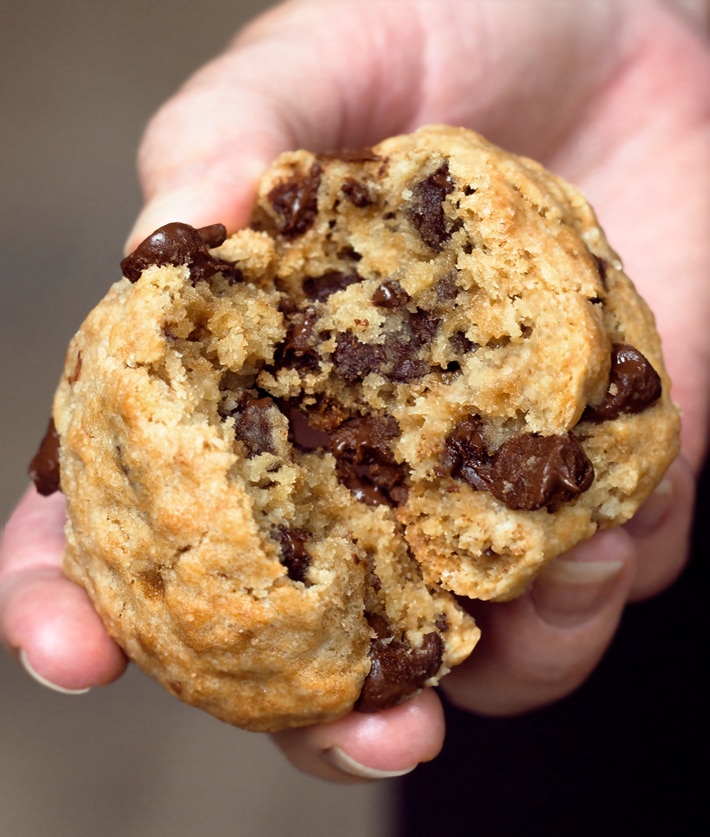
[0,1,390,835]
[3,2,708,836]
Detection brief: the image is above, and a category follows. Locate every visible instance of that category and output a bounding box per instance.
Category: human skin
[1,0,709,782]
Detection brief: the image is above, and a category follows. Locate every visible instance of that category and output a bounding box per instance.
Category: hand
[2,0,708,782]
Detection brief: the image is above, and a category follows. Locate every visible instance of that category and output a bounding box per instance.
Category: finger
[126,0,625,248]
[623,455,695,601]
[271,688,445,783]
[0,486,127,692]
[441,528,637,717]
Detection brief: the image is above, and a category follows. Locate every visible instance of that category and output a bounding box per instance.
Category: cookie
[32,125,679,732]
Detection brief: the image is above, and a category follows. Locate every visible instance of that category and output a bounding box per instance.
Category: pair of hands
[1,0,708,782]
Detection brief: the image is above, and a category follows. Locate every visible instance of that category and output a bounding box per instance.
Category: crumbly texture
[51,125,679,732]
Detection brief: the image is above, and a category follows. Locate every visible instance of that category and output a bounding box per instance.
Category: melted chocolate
[372,280,410,308]
[329,415,408,506]
[407,162,455,251]
[333,308,438,384]
[341,177,373,208]
[120,222,231,284]
[29,417,61,496]
[436,272,459,301]
[333,333,388,382]
[445,417,594,511]
[276,308,321,371]
[267,163,322,239]
[583,343,662,422]
[274,526,311,583]
[281,402,333,451]
[302,271,361,302]
[356,618,443,712]
[233,393,276,457]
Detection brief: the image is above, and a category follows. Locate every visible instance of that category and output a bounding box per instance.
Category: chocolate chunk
[492,432,595,511]
[273,526,311,583]
[445,417,495,492]
[409,309,440,346]
[372,280,410,308]
[449,331,476,356]
[277,308,321,371]
[29,417,61,497]
[356,622,443,712]
[303,271,361,302]
[384,343,430,383]
[330,415,408,506]
[333,309,438,384]
[281,403,332,451]
[341,177,373,207]
[120,222,231,284]
[583,343,662,422]
[196,223,229,248]
[333,333,387,382]
[233,393,276,457]
[436,272,459,301]
[407,162,455,251]
[267,162,322,239]
[445,417,594,511]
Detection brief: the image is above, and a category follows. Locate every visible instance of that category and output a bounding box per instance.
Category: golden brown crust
[53,126,678,730]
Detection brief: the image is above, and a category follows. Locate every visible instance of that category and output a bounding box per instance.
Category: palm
[1,0,707,781]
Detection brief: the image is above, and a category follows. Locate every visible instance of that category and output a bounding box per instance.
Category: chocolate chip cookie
[34,126,679,731]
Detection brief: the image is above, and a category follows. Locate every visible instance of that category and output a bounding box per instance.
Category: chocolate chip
[372,280,410,308]
[29,417,61,497]
[445,417,494,492]
[409,309,440,346]
[449,331,476,356]
[341,177,373,208]
[280,403,332,451]
[435,614,449,633]
[436,272,459,301]
[303,271,362,302]
[333,309,438,384]
[492,432,595,511]
[333,333,387,382]
[384,342,430,383]
[233,393,276,457]
[267,162,322,239]
[407,162,455,251]
[273,526,311,583]
[583,343,662,422]
[330,415,408,506]
[445,417,594,511]
[356,623,443,712]
[276,308,321,371]
[120,222,231,284]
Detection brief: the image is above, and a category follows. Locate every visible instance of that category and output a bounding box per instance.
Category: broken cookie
[32,126,679,731]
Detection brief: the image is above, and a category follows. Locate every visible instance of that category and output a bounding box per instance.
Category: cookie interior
[47,126,679,730]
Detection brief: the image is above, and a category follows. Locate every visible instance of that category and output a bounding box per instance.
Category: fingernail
[624,478,672,537]
[323,746,417,780]
[20,649,91,695]
[532,530,630,628]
